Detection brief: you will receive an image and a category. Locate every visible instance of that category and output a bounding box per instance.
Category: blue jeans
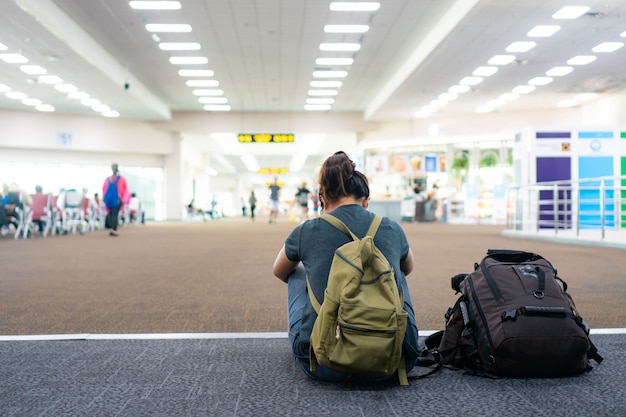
[287,264,416,383]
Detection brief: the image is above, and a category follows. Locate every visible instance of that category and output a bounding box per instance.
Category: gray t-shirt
[284,204,419,360]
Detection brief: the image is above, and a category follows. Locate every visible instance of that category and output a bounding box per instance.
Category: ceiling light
[448,85,470,94]
[528,76,553,86]
[499,93,519,101]
[459,76,483,86]
[179,69,214,77]
[20,65,46,75]
[488,55,516,65]
[574,93,597,101]
[592,42,624,53]
[324,25,369,34]
[169,56,208,65]
[557,100,578,108]
[81,98,100,107]
[310,80,342,88]
[512,85,536,94]
[67,91,89,100]
[290,154,308,173]
[38,75,63,84]
[92,104,111,112]
[129,1,181,10]
[240,155,260,171]
[439,92,458,101]
[546,66,573,76]
[22,98,41,106]
[475,106,494,113]
[305,104,331,111]
[315,58,353,66]
[102,110,120,118]
[0,84,10,92]
[6,91,27,100]
[552,6,590,19]
[473,66,498,76]
[0,53,28,63]
[35,104,54,112]
[413,110,431,118]
[329,2,380,11]
[567,55,596,65]
[0,42,7,50]
[145,24,192,33]
[505,41,536,53]
[198,97,228,104]
[203,104,231,111]
[186,80,219,87]
[527,25,561,37]
[487,99,506,107]
[319,43,360,52]
[307,89,338,96]
[313,70,348,78]
[306,97,335,104]
[192,89,223,96]
[422,105,438,113]
[430,99,448,108]
[159,42,201,51]
[622,31,626,37]
[55,84,78,93]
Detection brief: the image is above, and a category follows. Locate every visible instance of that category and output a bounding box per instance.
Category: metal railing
[506,175,626,240]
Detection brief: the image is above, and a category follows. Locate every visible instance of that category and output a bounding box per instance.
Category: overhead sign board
[238,133,294,143]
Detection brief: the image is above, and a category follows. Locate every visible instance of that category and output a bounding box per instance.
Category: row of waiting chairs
[4,190,143,240]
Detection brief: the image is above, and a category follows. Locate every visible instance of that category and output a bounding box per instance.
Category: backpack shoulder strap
[365,215,382,238]
[305,274,321,314]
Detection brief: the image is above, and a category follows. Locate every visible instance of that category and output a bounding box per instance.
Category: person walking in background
[311,188,320,217]
[268,177,280,224]
[272,151,420,383]
[102,163,129,237]
[295,181,311,222]
[249,190,257,221]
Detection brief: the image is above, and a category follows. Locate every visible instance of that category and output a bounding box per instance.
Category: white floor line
[0,328,624,342]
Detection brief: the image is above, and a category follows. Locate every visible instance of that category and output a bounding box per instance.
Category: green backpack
[306,214,409,385]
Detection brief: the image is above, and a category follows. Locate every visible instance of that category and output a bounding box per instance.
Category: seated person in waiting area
[272,151,421,383]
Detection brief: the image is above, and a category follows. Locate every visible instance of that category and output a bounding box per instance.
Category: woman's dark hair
[318,151,369,204]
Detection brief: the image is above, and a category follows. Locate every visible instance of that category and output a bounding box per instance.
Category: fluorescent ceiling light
[306,98,335,104]
[413,110,431,118]
[557,100,578,108]
[203,104,231,111]
[422,105,438,113]
[307,89,338,96]
[22,98,41,106]
[240,155,259,171]
[310,80,342,87]
[567,55,596,65]
[37,75,63,84]
[512,85,536,94]
[330,2,380,11]
[574,93,597,101]
[305,104,331,111]
[198,97,228,104]
[169,56,208,65]
[315,58,353,66]
[528,77,553,86]
[0,53,28,63]
[81,98,100,107]
[448,85,470,94]
[488,55,516,65]
[192,89,223,96]
[0,84,10,92]
[290,154,308,173]
[552,6,590,19]
[145,24,191,33]
[472,66,498,76]
[179,69,214,77]
[505,41,536,53]
[527,25,561,37]
[319,43,360,52]
[439,92,458,101]
[499,93,519,101]
[0,42,7,50]
[324,25,369,34]
[592,42,624,53]
[622,31,626,37]
[186,80,219,87]
[430,99,448,108]
[129,1,181,10]
[487,99,506,107]
[459,76,483,86]
[475,106,493,113]
[313,70,348,78]
[54,83,78,93]
[36,104,54,112]
[546,66,573,76]
[6,91,27,100]
[67,91,89,100]
[20,65,46,75]
[102,110,120,118]
[159,42,201,51]
[92,104,110,112]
